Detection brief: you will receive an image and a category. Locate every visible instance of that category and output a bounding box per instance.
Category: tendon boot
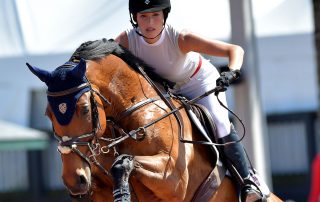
[218,126,269,202]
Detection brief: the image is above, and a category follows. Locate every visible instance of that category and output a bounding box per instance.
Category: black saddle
[179,98,219,165]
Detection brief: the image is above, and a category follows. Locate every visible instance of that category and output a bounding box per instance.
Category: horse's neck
[87,57,158,118]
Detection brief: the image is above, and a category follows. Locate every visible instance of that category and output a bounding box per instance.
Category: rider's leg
[199,93,268,201]
[218,125,270,202]
[195,91,267,202]
[172,61,268,201]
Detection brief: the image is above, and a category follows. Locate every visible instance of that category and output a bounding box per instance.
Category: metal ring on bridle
[136,127,146,141]
[101,146,110,154]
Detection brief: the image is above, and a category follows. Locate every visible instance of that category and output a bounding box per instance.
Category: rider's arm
[115,31,129,49]
[178,29,244,71]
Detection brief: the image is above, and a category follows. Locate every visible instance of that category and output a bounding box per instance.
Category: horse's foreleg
[132,154,188,201]
[110,154,134,202]
[133,154,175,179]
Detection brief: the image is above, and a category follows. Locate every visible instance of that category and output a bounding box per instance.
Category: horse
[27,39,283,202]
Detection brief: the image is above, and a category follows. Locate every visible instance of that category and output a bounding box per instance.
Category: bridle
[50,67,241,171]
[49,62,246,200]
[49,75,168,199]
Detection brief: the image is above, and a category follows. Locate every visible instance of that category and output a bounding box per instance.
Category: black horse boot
[218,125,268,202]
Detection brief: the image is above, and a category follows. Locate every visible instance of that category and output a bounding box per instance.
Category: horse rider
[115,0,270,201]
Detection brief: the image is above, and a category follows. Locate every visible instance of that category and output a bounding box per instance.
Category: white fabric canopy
[0,0,314,57]
[0,120,48,150]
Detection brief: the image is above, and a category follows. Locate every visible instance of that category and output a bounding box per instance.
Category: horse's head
[27,59,108,197]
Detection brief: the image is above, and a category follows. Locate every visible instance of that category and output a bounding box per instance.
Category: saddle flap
[181,98,218,143]
[191,163,226,202]
[180,99,219,165]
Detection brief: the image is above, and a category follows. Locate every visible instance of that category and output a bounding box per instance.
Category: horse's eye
[81,105,90,116]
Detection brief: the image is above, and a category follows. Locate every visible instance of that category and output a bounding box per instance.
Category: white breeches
[172,58,231,138]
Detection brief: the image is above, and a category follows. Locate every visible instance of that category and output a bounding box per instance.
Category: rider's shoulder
[115,31,129,49]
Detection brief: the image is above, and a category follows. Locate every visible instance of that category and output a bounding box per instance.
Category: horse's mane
[69,38,168,84]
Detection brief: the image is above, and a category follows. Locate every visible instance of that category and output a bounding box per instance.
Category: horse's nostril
[79,175,87,185]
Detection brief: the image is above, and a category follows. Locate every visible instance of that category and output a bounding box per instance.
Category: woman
[115,0,269,201]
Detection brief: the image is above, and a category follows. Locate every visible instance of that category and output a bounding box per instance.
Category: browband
[47,83,90,97]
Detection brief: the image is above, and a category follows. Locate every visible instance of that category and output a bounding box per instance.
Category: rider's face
[136,11,164,43]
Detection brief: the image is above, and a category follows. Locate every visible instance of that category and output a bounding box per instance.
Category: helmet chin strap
[134,26,165,40]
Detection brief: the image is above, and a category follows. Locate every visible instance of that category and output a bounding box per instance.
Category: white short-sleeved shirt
[127,25,231,138]
[126,24,200,83]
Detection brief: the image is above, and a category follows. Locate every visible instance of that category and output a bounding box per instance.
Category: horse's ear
[26,63,51,84]
[71,58,87,79]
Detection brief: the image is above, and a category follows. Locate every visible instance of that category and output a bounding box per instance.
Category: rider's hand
[216,70,241,92]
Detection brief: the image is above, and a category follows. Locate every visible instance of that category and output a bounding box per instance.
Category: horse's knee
[110,154,134,202]
[110,154,134,181]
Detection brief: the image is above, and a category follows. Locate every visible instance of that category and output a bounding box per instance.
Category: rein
[49,60,246,199]
[49,80,170,179]
[52,74,245,161]
[136,66,246,147]
[51,73,246,181]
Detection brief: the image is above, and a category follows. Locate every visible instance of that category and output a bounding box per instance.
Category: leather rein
[49,74,174,177]
[49,61,241,199]
[49,74,169,199]
[50,65,231,175]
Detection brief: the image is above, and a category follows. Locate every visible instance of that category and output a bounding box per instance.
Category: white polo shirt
[126,24,200,83]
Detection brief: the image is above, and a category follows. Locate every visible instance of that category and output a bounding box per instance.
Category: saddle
[187,103,217,140]
[177,97,227,202]
[179,98,219,158]
[141,80,227,201]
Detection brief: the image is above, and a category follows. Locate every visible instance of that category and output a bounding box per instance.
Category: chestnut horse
[27,39,282,202]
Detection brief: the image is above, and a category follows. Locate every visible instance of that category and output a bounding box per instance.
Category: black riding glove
[216,70,241,93]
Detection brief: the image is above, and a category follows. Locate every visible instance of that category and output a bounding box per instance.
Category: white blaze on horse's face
[57,136,74,154]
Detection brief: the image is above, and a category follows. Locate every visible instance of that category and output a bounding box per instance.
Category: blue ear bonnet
[46,61,91,125]
[48,89,90,126]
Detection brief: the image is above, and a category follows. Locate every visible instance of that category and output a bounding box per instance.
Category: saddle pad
[191,162,226,202]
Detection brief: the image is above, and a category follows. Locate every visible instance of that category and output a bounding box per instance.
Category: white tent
[0,0,313,57]
[0,0,316,131]
[0,120,48,150]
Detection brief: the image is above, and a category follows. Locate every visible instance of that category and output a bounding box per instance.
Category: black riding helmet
[129,0,171,28]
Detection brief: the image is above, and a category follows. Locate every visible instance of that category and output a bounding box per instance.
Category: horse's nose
[78,174,88,188]
[63,172,90,195]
